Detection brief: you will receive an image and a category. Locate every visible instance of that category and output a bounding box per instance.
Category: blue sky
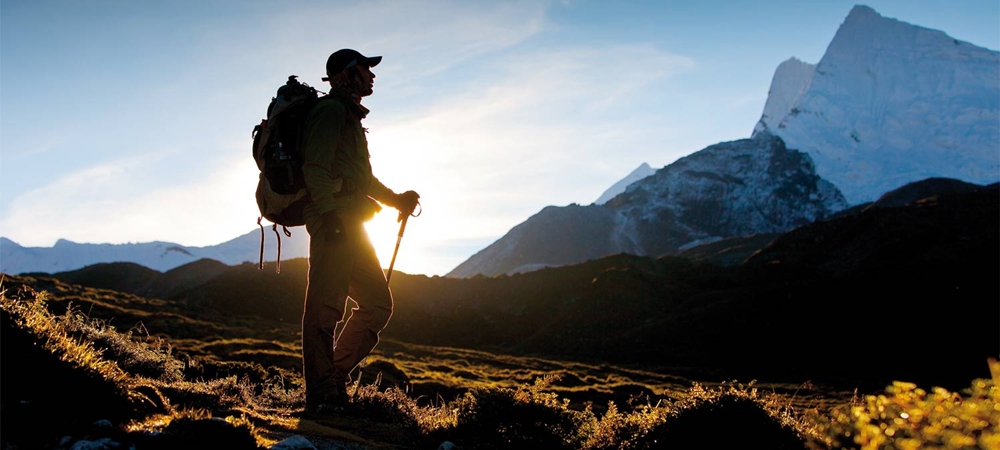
[2,0,998,276]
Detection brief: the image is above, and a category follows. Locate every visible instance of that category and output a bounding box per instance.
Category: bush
[584,382,808,450]
[446,376,593,449]
[810,364,1000,450]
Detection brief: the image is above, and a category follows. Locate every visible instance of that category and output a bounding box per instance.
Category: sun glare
[364,193,461,277]
[364,125,466,277]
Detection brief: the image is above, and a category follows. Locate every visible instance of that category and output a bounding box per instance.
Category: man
[300,48,419,413]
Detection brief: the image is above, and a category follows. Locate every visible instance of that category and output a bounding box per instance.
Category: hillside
[28,178,999,392]
[23,258,230,300]
[14,276,993,450]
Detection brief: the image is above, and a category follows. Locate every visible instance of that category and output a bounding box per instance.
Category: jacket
[301,91,393,222]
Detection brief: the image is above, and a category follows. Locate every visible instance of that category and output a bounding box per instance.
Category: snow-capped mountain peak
[757,4,1000,204]
[752,57,815,137]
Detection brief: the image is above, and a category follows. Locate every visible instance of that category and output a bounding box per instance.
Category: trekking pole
[386,202,420,283]
[385,215,408,284]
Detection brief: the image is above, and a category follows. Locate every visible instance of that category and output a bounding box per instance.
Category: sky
[2,0,998,277]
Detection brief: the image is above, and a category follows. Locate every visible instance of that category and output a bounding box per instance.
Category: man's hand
[392,190,420,217]
[320,211,345,245]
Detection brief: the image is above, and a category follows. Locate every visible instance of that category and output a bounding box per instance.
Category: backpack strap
[257,217,265,270]
[268,224,294,274]
[271,224,282,273]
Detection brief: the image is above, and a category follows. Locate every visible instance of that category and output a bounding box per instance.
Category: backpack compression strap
[256,220,294,274]
[270,224,292,274]
[257,217,266,270]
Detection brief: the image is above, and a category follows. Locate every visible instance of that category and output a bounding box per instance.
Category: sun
[364,208,410,275]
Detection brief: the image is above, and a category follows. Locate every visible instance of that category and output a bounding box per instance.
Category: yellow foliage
[811,364,999,450]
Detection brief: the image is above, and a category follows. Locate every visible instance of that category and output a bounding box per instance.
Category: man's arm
[367,177,395,205]
[302,100,347,216]
[369,177,420,216]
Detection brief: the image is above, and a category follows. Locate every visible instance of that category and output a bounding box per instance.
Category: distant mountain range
[19,178,998,391]
[0,226,310,275]
[447,5,999,277]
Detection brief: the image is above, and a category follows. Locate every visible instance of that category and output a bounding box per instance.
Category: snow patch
[595,163,657,205]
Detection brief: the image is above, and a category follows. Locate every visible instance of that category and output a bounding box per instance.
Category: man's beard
[331,69,373,99]
[358,83,373,97]
[348,70,373,97]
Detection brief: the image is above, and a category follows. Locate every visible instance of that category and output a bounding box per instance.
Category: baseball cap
[322,49,382,81]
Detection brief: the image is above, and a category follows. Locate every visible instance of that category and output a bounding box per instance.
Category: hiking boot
[304,380,351,415]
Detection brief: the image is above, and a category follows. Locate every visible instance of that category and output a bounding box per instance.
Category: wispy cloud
[232,0,552,88]
[1,142,259,247]
[363,42,697,274]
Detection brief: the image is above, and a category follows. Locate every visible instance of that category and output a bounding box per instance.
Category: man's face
[356,65,375,97]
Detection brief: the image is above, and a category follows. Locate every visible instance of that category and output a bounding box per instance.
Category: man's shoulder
[307,95,350,123]
[313,92,367,118]
[314,95,350,112]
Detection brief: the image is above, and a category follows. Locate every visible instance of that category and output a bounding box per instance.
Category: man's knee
[353,299,392,333]
[303,300,344,330]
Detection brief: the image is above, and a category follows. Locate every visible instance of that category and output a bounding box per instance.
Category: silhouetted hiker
[300,49,420,414]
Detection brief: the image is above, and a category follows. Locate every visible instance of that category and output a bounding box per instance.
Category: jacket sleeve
[367,176,395,205]
[302,100,347,216]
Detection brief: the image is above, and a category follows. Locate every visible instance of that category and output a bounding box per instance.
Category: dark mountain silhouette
[676,178,992,267]
[675,233,781,267]
[167,258,308,322]
[151,258,231,299]
[23,262,162,297]
[26,258,230,300]
[866,177,989,209]
[23,178,998,392]
[745,179,998,273]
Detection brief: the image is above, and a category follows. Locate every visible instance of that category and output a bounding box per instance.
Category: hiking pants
[301,214,393,400]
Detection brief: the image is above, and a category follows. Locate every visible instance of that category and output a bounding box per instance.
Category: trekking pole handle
[396,201,421,233]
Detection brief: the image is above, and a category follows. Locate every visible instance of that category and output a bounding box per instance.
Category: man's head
[323,49,381,98]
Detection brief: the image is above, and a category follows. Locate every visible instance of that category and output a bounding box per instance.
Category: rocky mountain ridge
[448,132,846,277]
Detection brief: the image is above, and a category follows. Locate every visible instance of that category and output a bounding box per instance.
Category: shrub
[809,363,1000,450]
[445,375,593,450]
[127,409,261,450]
[584,381,808,450]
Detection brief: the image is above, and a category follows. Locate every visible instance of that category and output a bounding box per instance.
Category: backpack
[252,75,321,271]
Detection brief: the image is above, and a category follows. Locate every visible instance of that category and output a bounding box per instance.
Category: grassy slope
[2,278,997,449]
